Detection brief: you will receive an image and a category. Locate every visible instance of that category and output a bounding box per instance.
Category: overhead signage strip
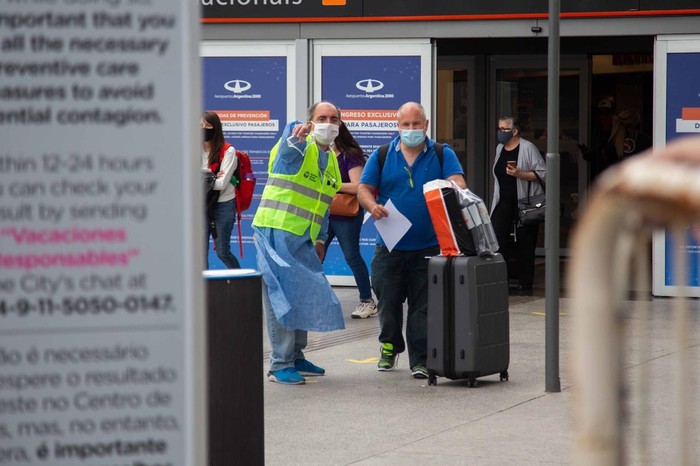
[201,9,700,23]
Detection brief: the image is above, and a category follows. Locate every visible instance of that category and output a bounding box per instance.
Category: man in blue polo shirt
[357,101,466,379]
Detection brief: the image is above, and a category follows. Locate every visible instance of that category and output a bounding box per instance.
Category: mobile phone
[506,160,516,167]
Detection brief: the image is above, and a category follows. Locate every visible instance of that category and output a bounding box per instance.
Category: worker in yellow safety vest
[252,101,344,385]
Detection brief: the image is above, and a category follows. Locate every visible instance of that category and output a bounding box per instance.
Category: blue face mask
[497,130,513,145]
[400,129,425,148]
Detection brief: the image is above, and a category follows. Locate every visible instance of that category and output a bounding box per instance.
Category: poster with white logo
[0,2,205,465]
[317,46,429,280]
[653,37,700,296]
[201,55,288,269]
[323,56,422,153]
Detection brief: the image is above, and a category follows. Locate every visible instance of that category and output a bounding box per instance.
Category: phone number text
[0,295,175,317]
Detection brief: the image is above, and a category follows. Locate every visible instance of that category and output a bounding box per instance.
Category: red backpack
[231,149,256,258]
[232,149,256,216]
[218,144,257,258]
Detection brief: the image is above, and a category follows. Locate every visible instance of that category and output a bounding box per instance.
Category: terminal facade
[200,1,699,254]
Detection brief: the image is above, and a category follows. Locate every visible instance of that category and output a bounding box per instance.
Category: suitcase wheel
[499,370,509,382]
[428,372,437,386]
[466,377,478,388]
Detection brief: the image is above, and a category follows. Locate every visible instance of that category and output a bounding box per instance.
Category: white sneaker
[351,301,377,319]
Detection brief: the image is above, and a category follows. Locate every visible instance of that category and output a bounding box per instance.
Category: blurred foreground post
[545,0,561,393]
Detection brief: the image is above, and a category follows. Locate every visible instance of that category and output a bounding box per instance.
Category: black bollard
[204,269,264,466]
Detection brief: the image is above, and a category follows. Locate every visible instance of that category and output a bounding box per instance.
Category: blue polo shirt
[360,136,464,250]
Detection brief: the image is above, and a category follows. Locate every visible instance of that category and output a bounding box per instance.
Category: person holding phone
[489,116,546,296]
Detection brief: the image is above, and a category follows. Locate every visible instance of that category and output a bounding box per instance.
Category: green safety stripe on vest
[266,177,334,205]
[258,199,323,226]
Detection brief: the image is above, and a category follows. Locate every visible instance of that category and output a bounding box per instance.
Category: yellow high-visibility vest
[253,137,341,241]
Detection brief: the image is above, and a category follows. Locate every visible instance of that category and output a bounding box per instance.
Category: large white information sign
[0,2,205,465]
[653,35,700,297]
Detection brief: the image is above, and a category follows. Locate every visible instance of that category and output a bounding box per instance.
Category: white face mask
[312,123,339,145]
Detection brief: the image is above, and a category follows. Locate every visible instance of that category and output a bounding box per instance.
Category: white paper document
[375,199,412,252]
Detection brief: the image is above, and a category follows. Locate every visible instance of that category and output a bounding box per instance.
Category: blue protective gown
[253,121,344,332]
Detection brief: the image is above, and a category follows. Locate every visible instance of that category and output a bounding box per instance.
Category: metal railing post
[545,0,562,393]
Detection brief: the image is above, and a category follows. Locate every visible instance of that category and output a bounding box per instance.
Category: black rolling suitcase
[427,254,509,387]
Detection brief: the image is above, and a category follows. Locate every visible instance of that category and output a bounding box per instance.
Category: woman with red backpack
[201,111,241,269]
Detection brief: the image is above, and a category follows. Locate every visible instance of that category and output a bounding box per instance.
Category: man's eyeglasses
[404,166,414,189]
[498,127,513,132]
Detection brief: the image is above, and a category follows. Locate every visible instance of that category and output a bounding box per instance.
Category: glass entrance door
[490,56,589,252]
[435,56,481,193]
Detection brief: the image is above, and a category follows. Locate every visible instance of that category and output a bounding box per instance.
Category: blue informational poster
[202,56,287,269]
[321,55,422,277]
[663,52,700,286]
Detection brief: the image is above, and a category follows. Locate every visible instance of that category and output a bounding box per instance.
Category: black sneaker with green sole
[377,343,398,371]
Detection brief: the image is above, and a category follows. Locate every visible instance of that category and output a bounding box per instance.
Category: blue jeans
[263,283,308,372]
[205,199,241,269]
[370,244,439,367]
[324,211,372,301]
